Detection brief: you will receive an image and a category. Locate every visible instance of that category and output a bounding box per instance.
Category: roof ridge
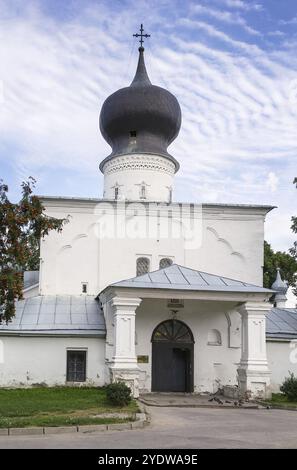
[197,272,210,286]
[37,296,43,325]
[108,263,273,292]
[177,266,191,285]
[183,266,265,289]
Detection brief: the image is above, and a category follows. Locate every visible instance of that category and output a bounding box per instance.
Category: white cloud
[0,1,296,252]
[219,0,263,11]
[279,17,297,25]
[191,3,262,36]
[178,18,261,52]
[266,172,279,192]
[268,30,285,37]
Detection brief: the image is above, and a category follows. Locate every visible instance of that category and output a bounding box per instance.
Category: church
[1,29,297,399]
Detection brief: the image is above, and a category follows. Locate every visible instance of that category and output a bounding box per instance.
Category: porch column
[109,296,142,397]
[237,301,271,399]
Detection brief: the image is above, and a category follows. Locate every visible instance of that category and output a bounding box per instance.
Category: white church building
[1,36,297,399]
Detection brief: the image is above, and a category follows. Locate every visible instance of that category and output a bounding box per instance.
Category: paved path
[0,407,297,449]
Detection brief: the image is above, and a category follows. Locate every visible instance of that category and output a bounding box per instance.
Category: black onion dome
[99,47,181,172]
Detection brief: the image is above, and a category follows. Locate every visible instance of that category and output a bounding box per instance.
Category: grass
[0,387,139,428]
[265,393,297,409]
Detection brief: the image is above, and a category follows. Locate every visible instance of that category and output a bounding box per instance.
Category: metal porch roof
[109,264,273,294]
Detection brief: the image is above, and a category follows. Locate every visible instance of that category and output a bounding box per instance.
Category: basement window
[66,350,87,382]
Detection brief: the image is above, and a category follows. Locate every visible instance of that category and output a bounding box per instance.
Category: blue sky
[0,0,296,251]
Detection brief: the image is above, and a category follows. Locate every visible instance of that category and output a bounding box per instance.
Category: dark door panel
[152,342,193,392]
[152,343,172,392]
[172,348,187,392]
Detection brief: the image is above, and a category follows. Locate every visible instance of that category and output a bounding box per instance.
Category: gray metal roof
[23,271,39,290]
[1,294,296,341]
[266,308,297,340]
[109,264,273,294]
[0,296,106,337]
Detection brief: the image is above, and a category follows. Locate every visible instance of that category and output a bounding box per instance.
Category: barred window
[159,258,173,269]
[136,257,150,276]
[66,350,86,382]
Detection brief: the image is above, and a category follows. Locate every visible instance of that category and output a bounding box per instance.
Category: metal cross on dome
[133,24,150,48]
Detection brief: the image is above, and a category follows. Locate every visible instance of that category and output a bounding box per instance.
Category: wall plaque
[137,355,149,363]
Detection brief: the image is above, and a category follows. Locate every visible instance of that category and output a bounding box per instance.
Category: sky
[0,0,296,252]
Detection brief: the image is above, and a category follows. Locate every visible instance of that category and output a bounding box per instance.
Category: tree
[0,178,67,323]
[263,240,297,291]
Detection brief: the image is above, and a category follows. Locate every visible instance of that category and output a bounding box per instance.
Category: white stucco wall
[102,153,175,202]
[0,336,106,387]
[39,198,270,296]
[286,287,297,308]
[11,193,274,393]
[134,298,242,393]
[267,340,297,393]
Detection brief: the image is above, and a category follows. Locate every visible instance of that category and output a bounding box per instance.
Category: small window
[136,257,150,276]
[82,283,88,294]
[168,187,172,203]
[67,350,87,382]
[130,130,137,137]
[140,184,146,199]
[115,186,119,200]
[159,258,173,269]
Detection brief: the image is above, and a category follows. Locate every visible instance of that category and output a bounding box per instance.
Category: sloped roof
[0,296,106,337]
[266,308,297,340]
[109,264,273,294]
[0,294,296,341]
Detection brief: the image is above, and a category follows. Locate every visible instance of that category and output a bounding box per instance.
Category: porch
[99,264,274,399]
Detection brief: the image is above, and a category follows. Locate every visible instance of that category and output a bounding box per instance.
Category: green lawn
[0,387,139,428]
[265,393,297,409]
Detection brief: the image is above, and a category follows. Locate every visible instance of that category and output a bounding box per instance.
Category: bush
[280,372,297,401]
[105,382,132,407]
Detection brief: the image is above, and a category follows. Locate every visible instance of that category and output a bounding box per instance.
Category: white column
[237,301,271,399]
[109,296,142,397]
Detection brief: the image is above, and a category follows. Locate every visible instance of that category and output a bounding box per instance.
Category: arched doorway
[151,319,194,393]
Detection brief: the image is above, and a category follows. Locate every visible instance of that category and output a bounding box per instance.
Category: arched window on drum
[159,258,173,269]
[136,257,150,276]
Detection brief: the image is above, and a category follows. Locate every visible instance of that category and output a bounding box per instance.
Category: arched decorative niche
[207,329,222,346]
